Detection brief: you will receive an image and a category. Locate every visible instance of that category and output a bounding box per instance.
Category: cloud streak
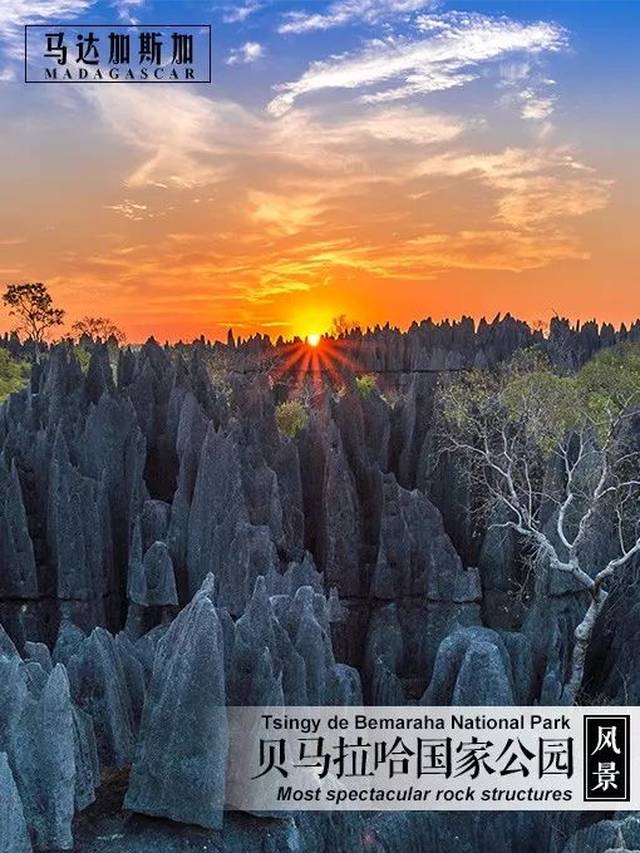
[268,11,566,115]
[223,2,263,24]
[83,87,260,188]
[0,0,94,58]
[413,147,611,229]
[279,0,438,34]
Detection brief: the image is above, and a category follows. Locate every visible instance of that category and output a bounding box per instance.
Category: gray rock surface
[2,321,640,851]
[125,574,228,829]
[0,751,32,853]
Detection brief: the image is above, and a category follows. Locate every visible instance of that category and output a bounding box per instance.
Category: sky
[0,0,638,342]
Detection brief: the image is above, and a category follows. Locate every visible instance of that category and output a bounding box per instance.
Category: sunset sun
[306,332,321,347]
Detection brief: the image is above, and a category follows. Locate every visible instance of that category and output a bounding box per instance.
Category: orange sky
[0,4,638,343]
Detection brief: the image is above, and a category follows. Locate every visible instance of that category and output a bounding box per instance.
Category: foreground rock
[125,574,228,829]
[0,752,32,853]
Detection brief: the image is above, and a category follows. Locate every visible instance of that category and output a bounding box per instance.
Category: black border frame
[24,24,212,83]
[583,714,631,802]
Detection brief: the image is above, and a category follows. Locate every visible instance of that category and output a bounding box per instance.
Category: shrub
[355,373,377,397]
[276,400,308,437]
[203,353,234,405]
[74,345,91,373]
[0,349,30,403]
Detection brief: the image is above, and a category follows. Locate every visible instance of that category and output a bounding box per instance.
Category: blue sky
[0,1,638,341]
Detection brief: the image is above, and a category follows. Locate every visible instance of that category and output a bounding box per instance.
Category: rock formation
[1,317,639,849]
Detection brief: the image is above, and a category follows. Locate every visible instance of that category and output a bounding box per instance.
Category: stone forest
[1,314,640,851]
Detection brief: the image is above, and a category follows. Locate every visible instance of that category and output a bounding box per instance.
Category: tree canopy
[441,345,640,459]
[439,344,640,703]
[71,316,126,344]
[0,349,30,403]
[2,282,64,357]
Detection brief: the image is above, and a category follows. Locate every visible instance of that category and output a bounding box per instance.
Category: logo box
[584,715,630,802]
[25,24,212,83]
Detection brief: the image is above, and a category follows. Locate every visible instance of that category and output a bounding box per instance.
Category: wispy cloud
[111,0,145,25]
[413,147,612,229]
[248,189,326,236]
[226,41,264,66]
[105,200,148,220]
[279,0,438,35]
[520,91,555,121]
[498,59,558,126]
[3,3,613,336]
[74,78,609,306]
[268,11,566,115]
[82,87,259,188]
[0,0,94,57]
[323,105,467,144]
[223,2,263,24]
[266,105,468,169]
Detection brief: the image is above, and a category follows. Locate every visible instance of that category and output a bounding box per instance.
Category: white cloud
[105,200,148,220]
[82,87,260,188]
[0,0,93,57]
[223,2,263,24]
[520,91,555,121]
[226,41,264,66]
[248,189,324,236]
[279,0,438,35]
[341,105,466,144]
[274,105,467,152]
[498,59,558,123]
[413,147,612,229]
[111,0,144,25]
[268,11,567,116]
[404,229,591,272]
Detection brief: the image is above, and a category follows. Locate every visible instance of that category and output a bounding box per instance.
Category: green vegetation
[73,345,91,374]
[439,342,640,704]
[276,399,308,438]
[441,344,640,457]
[203,353,234,405]
[355,373,377,398]
[0,349,30,403]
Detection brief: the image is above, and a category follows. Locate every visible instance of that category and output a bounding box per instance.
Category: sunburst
[267,332,364,392]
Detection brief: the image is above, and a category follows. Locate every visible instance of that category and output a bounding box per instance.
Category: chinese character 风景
[593,761,619,792]
[591,726,621,755]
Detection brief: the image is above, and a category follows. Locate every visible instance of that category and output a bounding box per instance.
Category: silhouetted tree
[330,314,360,337]
[71,316,126,344]
[2,282,65,361]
